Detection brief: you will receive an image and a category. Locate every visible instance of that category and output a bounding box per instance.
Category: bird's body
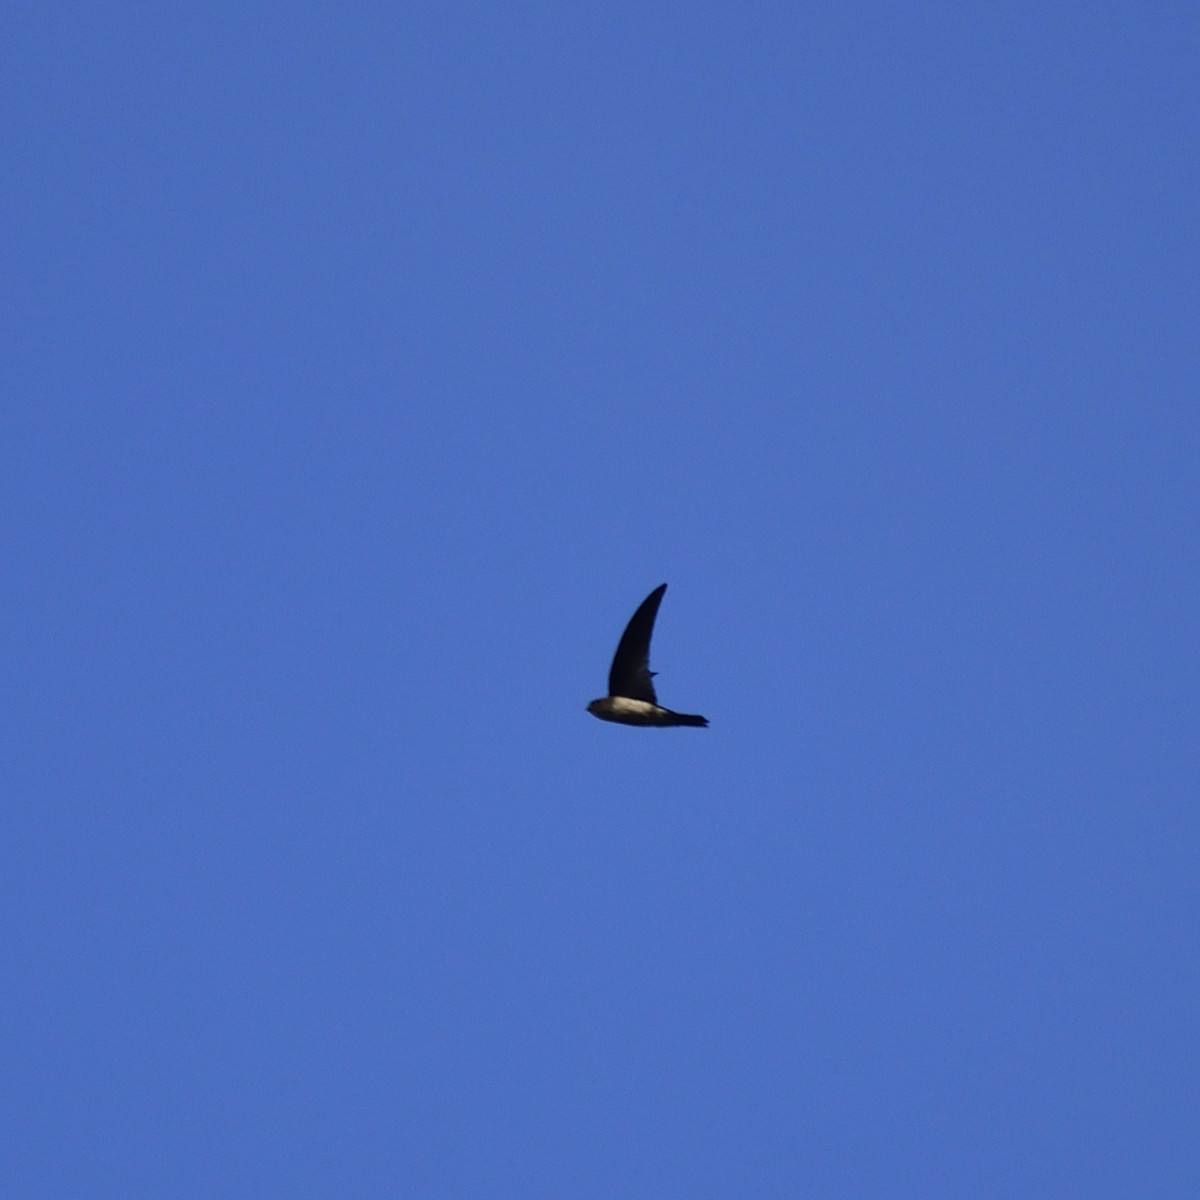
[586,696,708,727]
[587,584,708,728]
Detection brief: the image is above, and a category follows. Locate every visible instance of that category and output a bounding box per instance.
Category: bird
[586,583,708,727]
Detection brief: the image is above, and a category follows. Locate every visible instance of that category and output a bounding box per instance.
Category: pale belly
[588,696,671,725]
[606,697,662,718]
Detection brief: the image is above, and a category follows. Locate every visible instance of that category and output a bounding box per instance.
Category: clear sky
[4,3,1197,1196]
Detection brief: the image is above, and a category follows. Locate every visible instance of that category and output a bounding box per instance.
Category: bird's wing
[608,583,667,702]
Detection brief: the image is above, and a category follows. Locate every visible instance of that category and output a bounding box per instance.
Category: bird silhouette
[586,584,708,727]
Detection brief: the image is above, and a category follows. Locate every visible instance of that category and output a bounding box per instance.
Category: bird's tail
[673,712,709,728]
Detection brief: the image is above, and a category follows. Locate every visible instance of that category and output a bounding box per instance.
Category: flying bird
[587,583,708,727]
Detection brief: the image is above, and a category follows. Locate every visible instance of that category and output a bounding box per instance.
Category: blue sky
[4,3,1197,1196]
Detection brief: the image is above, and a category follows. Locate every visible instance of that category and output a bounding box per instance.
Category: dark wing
[608,583,667,702]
